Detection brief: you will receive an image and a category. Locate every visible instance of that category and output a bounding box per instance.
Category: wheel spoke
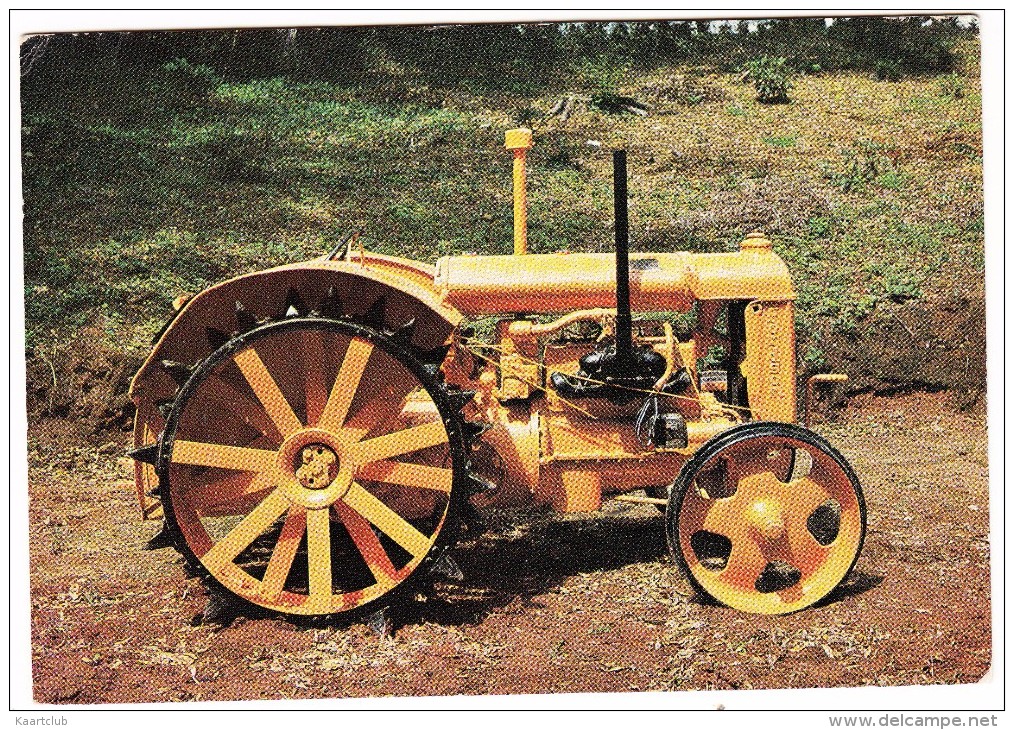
[171,440,278,473]
[783,518,832,576]
[202,374,282,442]
[338,378,418,444]
[334,501,399,587]
[318,338,373,432]
[722,538,768,591]
[172,491,213,557]
[188,471,277,515]
[341,482,431,558]
[306,507,333,602]
[785,475,834,522]
[349,421,449,466]
[260,505,307,599]
[234,347,302,437]
[357,460,453,493]
[303,331,329,427]
[201,489,290,573]
[699,496,745,542]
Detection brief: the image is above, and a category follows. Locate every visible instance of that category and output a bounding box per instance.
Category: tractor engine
[435,239,798,514]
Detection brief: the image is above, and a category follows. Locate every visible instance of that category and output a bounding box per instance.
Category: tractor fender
[129,253,463,409]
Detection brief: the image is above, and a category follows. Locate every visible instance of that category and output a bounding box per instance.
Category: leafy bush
[159,58,221,106]
[938,73,966,98]
[874,60,902,82]
[742,56,793,104]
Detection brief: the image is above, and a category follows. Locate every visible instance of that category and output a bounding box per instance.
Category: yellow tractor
[129,129,865,622]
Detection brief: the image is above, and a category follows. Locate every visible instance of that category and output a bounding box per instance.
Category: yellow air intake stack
[505,127,533,255]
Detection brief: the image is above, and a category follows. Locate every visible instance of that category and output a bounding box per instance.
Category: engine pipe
[613,149,633,364]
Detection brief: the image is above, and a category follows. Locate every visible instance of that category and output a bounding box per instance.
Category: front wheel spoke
[260,505,307,599]
[172,440,278,473]
[786,475,834,519]
[334,501,399,586]
[233,347,302,437]
[783,520,831,576]
[318,338,374,432]
[349,421,449,466]
[341,482,431,558]
[306,507,333,600]
[201,489,290,573]
[699,497,745,541]
[357,460,452,493]
[722,539,767,591]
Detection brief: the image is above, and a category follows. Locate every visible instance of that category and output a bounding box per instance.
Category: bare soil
[26,392,990,704]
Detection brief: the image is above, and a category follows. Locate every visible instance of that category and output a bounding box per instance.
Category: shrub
[742,56,793,104]
[159,58,221,106]
[874,59,902,82]
[938,73,966,98]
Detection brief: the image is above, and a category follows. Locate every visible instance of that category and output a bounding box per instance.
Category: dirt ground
[25,391,990,704]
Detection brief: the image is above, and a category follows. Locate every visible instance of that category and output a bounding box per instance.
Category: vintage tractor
[128,128,865,622]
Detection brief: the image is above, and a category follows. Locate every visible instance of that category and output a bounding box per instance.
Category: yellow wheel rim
[674,429,864,614]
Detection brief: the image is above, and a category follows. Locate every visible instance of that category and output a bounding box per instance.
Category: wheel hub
[295,444,339,489]
[747,497,785,541]
[276,428,352,508]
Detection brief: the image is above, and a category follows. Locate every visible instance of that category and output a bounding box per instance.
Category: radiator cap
[741,230,773,251]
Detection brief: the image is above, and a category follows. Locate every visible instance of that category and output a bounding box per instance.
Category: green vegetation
[763,134,798,148]
[22,19,982,387]
[743,56,794,104]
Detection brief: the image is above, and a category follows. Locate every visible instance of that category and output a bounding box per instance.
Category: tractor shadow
[400,508,885,629]
[401,505,671,628]
[188,507,884,631]
[813,570,883,608]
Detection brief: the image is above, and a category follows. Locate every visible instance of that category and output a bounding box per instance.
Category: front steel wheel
[666,422,866,614]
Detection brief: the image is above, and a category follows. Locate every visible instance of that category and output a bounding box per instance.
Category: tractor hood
[434,232,795,315]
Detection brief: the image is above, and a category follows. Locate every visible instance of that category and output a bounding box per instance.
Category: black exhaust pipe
[613,149,633,364]
[550,148,670,405]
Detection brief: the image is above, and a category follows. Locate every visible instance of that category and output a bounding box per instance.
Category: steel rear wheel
[156,317,468,618]
[666,422,865,614]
